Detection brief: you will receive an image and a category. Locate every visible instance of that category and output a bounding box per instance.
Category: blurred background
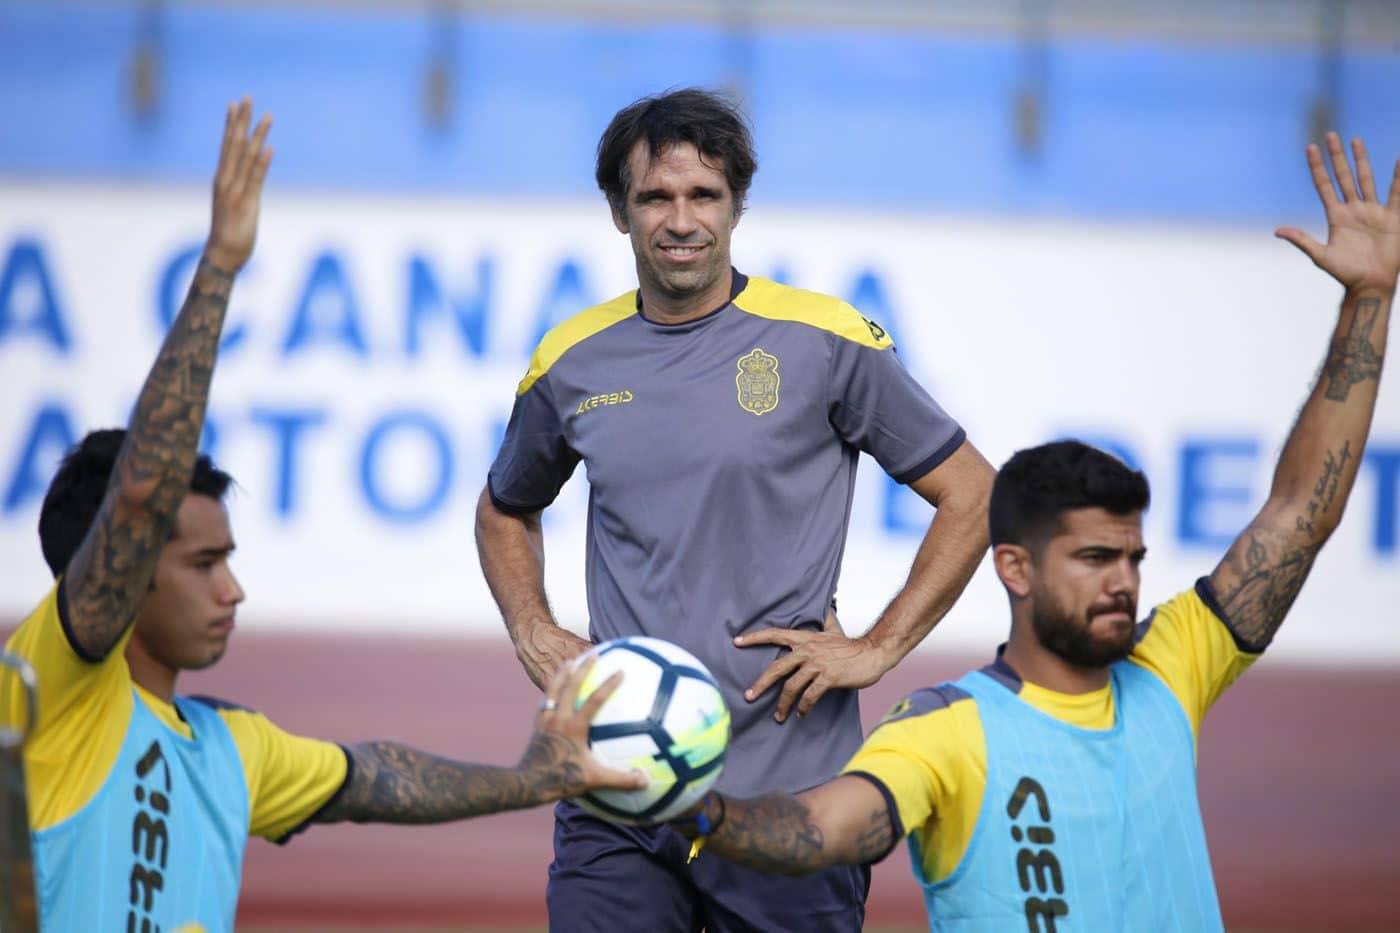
[2,0,1399,929]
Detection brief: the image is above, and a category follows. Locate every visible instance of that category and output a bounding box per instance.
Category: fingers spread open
[1306,143,1339,209]
[1327,131,1358,202]
[1275,226,1325,265]
[775,667,818,722]
[578,670,623,720]
[1352,137,1378,202]
[745,652,800,702]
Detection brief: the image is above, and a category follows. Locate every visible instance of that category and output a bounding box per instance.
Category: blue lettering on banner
[360,411,453,522]
[405,254,492,358]
[282,251,369,358]
[0,238,71,353]
[156,243,247,352]
[249,407,330,517]
[3,403,77,513]
[529,258,595,350]
[1177,437,1260,549]
[1366,446,1400,555]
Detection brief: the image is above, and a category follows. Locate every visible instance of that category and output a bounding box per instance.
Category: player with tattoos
[670,133,1399,931]
[0,99,643,933]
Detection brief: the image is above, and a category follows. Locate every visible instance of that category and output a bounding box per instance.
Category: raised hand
[519,657,647,797]
[1276,133,1400,294]
[204,97,273,273]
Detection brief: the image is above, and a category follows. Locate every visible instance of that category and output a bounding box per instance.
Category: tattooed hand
[517,656,648,800]
[204,97,273,274]
[1276,132,1400,295]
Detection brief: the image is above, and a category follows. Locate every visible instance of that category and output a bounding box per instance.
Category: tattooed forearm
[317,737,581,825]
[62,258,235,659]
[1213,522,1322,651]
[1323,297,1383,401]
[706,794,827,876]
[852,806,897,863]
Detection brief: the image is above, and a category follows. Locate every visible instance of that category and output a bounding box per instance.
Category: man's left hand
[736,612,891,722]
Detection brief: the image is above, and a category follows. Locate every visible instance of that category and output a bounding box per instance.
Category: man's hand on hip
[736,611,892,723]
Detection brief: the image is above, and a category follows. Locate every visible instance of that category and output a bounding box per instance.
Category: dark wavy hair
[990,440,1150,551]
[595,87,758,218]
[38,428,233,578]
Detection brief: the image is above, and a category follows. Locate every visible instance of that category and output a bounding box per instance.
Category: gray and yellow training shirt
[488,272,965,797]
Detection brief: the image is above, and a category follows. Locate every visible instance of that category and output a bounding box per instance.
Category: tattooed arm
[673,776,898,876]
[1210,134,1399,650]
[314,658,645,825]
[60,99,272,660]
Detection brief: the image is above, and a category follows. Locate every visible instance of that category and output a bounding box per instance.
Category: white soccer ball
[571,636,730,825]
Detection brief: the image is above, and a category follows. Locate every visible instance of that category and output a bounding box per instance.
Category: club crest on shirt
[736,348,780,416]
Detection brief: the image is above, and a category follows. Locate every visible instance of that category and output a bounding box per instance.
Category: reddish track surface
[25,631,1400,929]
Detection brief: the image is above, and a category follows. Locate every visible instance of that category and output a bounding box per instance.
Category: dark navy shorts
[546,800,872,933]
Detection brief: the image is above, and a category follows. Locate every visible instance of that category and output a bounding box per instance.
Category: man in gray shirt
[476,88,994,932]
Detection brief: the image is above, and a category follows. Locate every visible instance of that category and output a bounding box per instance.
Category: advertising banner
[2,183,1395,661]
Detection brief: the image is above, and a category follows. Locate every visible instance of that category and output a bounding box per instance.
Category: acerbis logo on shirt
[575,390,635,416]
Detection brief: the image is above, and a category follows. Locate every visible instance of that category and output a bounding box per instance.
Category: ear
[611,201,630,235]
[993,543,1034,599]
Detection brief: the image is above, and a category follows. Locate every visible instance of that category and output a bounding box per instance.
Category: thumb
[598,767,649,791]
[1275,227,1325,265]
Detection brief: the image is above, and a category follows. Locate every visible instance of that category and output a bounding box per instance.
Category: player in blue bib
[1,98,644,933]
[669,134,1400,931]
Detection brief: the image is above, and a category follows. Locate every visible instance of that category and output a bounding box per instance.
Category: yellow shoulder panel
[5,585,136,831]
[1130,585,1259,741]
[516,291,637,396]
[843,694,985,884]
[218,707,348,840]
[733,276,894,350]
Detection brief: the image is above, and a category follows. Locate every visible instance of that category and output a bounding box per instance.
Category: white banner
[2,182,1396,662]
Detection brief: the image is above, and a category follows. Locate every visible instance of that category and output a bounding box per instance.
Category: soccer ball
[571,636,730,825]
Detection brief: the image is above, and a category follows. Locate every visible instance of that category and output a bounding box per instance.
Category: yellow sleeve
[218,708,348,841]
[2,582,135,830]
[1130,580,1261,740]
[841,687,986,884]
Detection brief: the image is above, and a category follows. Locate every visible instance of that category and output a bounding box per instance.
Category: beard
[1029,587,1137,669]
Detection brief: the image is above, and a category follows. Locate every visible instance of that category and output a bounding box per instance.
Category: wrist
[200,245,242,277]
[670,791,725,841]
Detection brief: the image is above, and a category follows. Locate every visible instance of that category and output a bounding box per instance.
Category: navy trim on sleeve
[274,743,355,846]
[55,577,104,664]
[843,770,905,863]
[893,427,967,485]
[1195,575,1266,654]
[487,474,555,516]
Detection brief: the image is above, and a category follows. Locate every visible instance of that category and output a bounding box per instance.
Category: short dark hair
[38,429,233,578]
[990,440,1150,550]
[595,87,758,217]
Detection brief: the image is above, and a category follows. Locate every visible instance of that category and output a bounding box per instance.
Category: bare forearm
[864,482,990,666]
[62,258,234,657]
[475,490,554,641]
[318,737,580,825]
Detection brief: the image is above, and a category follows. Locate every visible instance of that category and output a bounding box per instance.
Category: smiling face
[130,494,245,675]
[612,139,738,318]
[1008,507,1146,669]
